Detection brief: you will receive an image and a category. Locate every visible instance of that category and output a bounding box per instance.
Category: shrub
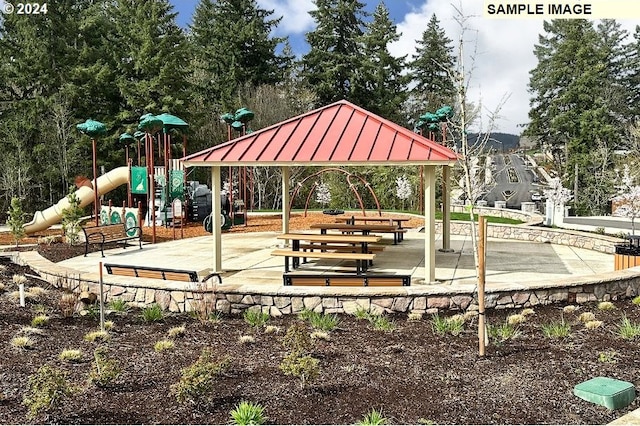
[88,347,121,387]
[279,353,320,388]
[597,301,615,311]
[243,309,270,328]
[23,365,74,419]
[141,304,163,322]
[58,293,78,318]
[230,401,267,425]
[168,325,186,338]
[562,305,577,314]
[357,408,388,425]
[11,336,34,349]
[61,187,84,245]
[594,227,605,235]
[154,340,175,352]
[520,308,535,317]
[578,312,596,323]
[171,350,231,403]
[282,322,312,354]
[107,298,129,313]
[84,330,110,343]
[264,325,281,334]
[31,315,49,328]
[541,320,571,338]
[507,314,526,325]
[487,322,521,344]
[59,349,83,363]
[617,317,640,340]
[239,335,255,344]
[584,320,603,330]
[6,197,26,247]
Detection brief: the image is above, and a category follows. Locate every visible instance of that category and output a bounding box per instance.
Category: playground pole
[92,138,99,225]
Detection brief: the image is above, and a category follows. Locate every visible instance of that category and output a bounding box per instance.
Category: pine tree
[408,14,456,114]
[6,197,26,247]
[355,2,408,123]
[627,26,640,120]
[189,0,290,111]
[302,0,367,106]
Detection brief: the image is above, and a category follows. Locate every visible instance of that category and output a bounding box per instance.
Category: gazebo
[182,100,458,283]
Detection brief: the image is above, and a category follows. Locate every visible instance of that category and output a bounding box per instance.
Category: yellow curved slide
[24,166,130,234]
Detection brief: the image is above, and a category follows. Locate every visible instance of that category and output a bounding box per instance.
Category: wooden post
[92,139,99,225]
[478,215,488,356]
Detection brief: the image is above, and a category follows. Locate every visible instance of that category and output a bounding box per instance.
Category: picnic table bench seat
[104,263,222,283]
[271,249,375,274]
[283,273,410,287]
[82,223,142,257]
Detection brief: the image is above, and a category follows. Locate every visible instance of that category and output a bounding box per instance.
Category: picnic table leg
[284,256,290,273]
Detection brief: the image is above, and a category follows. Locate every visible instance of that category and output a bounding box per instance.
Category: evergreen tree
[6,197,26,247]
[302,0,367,106]
[627,26,640,120]
[355,2,407,123]
[408,14,456,115]
[189,0,290,111]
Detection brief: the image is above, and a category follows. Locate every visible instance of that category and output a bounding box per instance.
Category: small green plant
[154,339,175,352]
[369,314,396,332]
[230,400,267,425]
[584,320,603,330]
[282,322,313,354]
[632,295,640,305]
[84,330,110,343]
[563,305,577,314]
[11,335,34,349]
[107,298,129,313]
[83,304,100,320]
[617,316,640,340]
[507,314,526,325]
[6,197,26,247]
[23,365,74,419]
[594,226,605,235]
[541,320,571,338]
[305,311,340,331]
[103,320,114,331]
[357,408,388,425]
[168,325,186,338]
[171,350,231,403]
[141,304,164,322]
[353,307,371,320]
[598,351,618,364]
[408,312,423,321]
[59,349,84,363]
[88,347,121,387]
[520,308,535,317]
[297,308,316,321]
[310,330,330,341]
[430,314,464,336]
[597,301,615,311]
[487,322,521,344]
[31,314,50,328]
[243,309,270,328]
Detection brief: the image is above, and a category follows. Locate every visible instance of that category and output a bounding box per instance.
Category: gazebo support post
[424,165,436,283]
[211,166,222,272]
[440,165,453,252]
[281,166,290,240]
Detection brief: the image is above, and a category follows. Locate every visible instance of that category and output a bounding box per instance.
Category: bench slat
[83,223,142,257]
[103,263,216,283]
[271,249,375,260]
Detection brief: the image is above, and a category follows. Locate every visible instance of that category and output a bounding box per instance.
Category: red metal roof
[182,100,458,167]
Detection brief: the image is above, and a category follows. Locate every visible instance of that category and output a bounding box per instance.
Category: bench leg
[84,242,89,257]
[284,256,290,273]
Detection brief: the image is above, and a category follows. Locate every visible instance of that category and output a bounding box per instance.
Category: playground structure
[289,168,382,217]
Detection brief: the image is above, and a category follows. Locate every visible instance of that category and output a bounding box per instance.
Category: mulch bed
[1,213,640,424]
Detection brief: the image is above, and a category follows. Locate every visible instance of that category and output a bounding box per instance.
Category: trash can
[614,235,640,270]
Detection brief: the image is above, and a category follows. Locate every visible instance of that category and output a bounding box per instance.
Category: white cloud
[390,0,637,135]
[258,0,316,34]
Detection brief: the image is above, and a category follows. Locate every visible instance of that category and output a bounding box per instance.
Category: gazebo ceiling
[182,100,458,167]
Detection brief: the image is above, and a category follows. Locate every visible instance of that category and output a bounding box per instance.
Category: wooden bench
[283,273,411,287]
[271,249,375,274]
[104,263,222,283]
[83,223,142,257]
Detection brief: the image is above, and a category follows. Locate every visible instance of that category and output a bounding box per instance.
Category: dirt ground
[1,213,640,424]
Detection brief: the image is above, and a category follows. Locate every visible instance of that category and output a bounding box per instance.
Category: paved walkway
[58,229,613,287]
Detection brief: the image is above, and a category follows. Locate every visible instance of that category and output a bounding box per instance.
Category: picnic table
[335,216,410,241]
[309,223,406,244]
[273,233,381,273]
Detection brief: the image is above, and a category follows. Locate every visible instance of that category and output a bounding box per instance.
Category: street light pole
[92,138,99,226]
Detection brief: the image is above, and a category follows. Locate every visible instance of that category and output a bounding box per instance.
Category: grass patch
[243,310,270,328]
[541,320,571,339]
[431,314,465,336]
[59,349,84,363]
[11,336,35,349]
[368,314,396,332]
[154,339,175,352]
[230,400,267,425]
[357,408,388,425]
[299,309,340,331]
[168,325,186,338]
[107,299,129,313]
[617,317,640,340]
[487,322,521,344]
[141,304,163,322]
[84,330,110,343]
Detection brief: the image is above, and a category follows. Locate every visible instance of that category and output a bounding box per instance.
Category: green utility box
[574,377,636,410]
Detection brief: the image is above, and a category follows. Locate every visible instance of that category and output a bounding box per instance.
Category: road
[483,154,541,209]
